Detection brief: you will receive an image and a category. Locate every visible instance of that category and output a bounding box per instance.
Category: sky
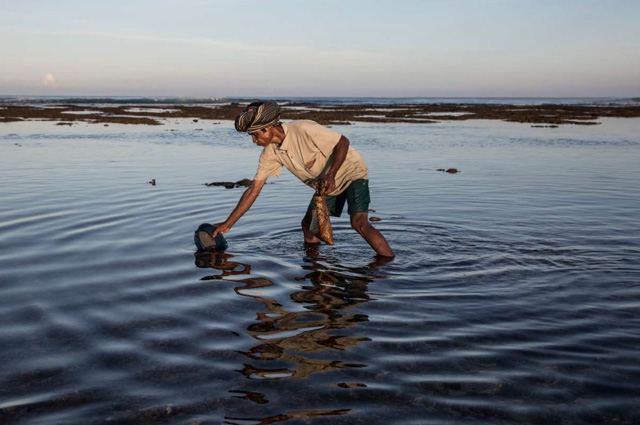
[1,0,639,98]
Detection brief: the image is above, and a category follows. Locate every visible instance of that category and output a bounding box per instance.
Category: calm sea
[1,115,639,424]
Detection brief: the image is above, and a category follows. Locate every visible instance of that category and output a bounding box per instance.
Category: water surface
[1,117,639,424]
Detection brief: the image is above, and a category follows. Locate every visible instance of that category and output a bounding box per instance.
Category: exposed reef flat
[2,103,640,126]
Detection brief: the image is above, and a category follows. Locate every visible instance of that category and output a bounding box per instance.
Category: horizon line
[1,94,636,99]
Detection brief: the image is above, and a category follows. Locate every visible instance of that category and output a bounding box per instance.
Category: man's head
[235,101,284,147]
[235,101,281,132]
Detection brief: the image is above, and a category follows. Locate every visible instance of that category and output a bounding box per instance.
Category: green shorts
[308,179,370,217]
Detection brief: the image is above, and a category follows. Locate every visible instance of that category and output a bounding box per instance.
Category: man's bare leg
[301,209,321,244]
[350,212,395,257]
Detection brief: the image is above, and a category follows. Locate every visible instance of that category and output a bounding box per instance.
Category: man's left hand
[320,174,336,195]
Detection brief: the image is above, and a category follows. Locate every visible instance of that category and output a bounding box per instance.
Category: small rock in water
[148,179,156,186]
[437,168,460,174]
[369,216,382,222]
[204,178,252,189]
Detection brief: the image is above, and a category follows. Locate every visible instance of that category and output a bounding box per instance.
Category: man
[213,101,394,258]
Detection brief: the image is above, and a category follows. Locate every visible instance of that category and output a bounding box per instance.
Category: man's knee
[350,213,369,234]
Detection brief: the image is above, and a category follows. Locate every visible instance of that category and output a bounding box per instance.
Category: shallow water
[1,118,639,424]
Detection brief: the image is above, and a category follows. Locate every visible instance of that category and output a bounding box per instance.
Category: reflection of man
[194,248,377,381]
[236,261,373,380]
[194,251,250,279]
[213,101,394,257]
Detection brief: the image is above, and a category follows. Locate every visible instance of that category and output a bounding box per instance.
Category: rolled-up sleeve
[254,147,282,181]
[305,122,342,158]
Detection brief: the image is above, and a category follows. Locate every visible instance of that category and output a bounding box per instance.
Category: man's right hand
[212,221,232,237]
[211,179,266,238]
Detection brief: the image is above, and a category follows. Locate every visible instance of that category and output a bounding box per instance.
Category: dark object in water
[335,382,367,389]
[204,179,252,189]
[194,223,228,251]
[370,216,382,222]
[437,168,460,174]
[148,179,156,186]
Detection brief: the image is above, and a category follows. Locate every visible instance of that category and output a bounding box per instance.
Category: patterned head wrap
[234,101,282,133]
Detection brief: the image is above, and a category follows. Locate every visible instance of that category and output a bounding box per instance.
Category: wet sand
[2,102,640,126]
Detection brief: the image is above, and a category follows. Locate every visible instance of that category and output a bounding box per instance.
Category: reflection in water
[195,249,390,424]
[229,390,268,405]
[195,251,252,279]
[225,408,352,425]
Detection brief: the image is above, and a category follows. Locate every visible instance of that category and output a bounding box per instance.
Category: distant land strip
[2,102,640,126]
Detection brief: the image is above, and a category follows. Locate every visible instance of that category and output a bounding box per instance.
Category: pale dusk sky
[1,0,639,97]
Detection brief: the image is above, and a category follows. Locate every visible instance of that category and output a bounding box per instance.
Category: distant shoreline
[2,101,640,127]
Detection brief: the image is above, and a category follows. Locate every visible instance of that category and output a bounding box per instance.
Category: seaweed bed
[2,102,640,126]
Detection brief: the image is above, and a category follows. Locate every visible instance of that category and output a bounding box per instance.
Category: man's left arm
[320,135,349,194]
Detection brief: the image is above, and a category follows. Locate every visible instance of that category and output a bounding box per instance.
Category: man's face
[249,127,273,147]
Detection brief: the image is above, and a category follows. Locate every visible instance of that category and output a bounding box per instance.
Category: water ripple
[1,119,640,424]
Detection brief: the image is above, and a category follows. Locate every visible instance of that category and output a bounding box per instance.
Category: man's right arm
[212,178,266,236]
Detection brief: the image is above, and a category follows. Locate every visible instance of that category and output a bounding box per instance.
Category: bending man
[213,101,394,258]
